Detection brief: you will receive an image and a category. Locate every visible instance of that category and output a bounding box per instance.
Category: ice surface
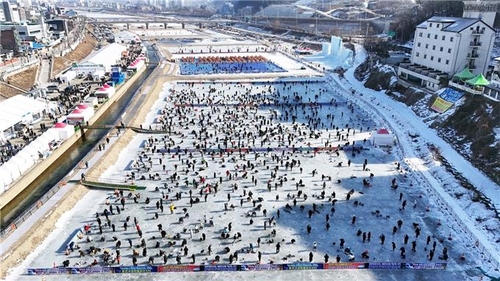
[6,34,499,281]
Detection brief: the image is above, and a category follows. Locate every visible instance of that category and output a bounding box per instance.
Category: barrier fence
[26,262,447,275]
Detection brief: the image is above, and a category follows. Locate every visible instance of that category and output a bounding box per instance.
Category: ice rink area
[14,80,470,280]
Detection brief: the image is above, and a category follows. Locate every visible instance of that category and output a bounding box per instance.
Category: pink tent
[103,84,110,89]
[54,122,67,128]
[377,128,390,135]
[72,109,83,114]
[77,104,88,110]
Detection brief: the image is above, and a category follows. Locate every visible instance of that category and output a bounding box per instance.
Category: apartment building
[398,16,495,91]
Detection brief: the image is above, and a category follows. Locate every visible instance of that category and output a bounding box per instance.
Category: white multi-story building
[398,16,495,91]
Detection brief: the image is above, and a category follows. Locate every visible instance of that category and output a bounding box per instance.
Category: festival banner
[201,264,239,271]
[282,262,323,270]
[323,262,365,269]
[27,268,69,275]
[69,267,114,274]
[431,97,453,113]
[367,262,403,269]
[244,264,283,271]
[157,265,199,272]
[402,263,447,270]
[112,265,157,273]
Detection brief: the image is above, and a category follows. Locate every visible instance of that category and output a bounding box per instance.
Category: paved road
[37,58,51,87]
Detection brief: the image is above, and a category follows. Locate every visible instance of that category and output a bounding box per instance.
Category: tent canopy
[454,68,475,80]
[466,74,490,86]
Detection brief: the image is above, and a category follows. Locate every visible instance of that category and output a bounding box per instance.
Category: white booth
[94,85,116,100]
[371,129,395,146]
[66,109,86,125]
[53,122,75,140]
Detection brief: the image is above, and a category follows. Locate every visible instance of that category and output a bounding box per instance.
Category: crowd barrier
[26,262,447,275]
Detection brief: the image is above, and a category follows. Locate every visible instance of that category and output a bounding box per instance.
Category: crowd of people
[60,80,458,270]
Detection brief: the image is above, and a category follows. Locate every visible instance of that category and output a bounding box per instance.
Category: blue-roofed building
[398,15,495,92]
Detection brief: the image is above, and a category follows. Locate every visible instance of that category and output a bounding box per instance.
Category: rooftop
[417,16,486,33]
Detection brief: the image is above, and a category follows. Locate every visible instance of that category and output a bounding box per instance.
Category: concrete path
[37,58,52,87]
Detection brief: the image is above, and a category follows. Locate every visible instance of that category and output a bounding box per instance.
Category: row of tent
[0,123,75,193]
[0,95,58,142]
[0,82,118,192]
[453,68,490,86]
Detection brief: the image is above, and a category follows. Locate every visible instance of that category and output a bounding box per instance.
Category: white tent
[60,71,77,84]
[35,130,60,154]
[371,128,395,146]
[94,85,116,99]
[0,95,47,124]
[76,103,94,116]
[25,139,47,159]
[21,142,42,162]
[84,43,127,72]
[66,109,87,125]
[2,161,21,181]
[0,167,11,193]
[84,96,98,108]
[52,122,75,140]
[9,152,34,174]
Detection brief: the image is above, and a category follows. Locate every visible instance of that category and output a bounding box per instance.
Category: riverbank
[0,65,147,238]
[0,61,172,280]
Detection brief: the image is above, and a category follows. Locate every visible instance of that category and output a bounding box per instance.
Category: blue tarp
[439,88,464,103]
[29,42,44,50]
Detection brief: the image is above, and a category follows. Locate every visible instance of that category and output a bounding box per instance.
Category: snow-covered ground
[5,31,500,281]
[130,28,200,37]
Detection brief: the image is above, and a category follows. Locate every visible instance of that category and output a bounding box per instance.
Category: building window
[417,42,421,47]
[427,33,430,38]
[450,37,453,42]
[429,23,433,27]
[438,58,442,63]
[431,56,434,61]
[440,47,444,51]
[446,59,449,65]
[437,24,440,28]
[425,44,429,49]
[442,35,445,40]
[448,48,451,53]
[432,45,436,50]
[416,52,419,57]
[419,32,422,37]
[434,34,438,39]
[424,54,427,59]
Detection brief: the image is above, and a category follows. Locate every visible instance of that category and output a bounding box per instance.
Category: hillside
[354,60,500,187]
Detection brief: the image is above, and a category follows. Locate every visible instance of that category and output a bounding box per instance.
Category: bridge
[94,17,235,29]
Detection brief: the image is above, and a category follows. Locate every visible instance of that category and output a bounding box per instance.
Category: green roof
[454,68,475,80]
[466,73,490,86]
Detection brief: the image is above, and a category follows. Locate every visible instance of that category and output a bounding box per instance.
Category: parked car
[46,84,59,93]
